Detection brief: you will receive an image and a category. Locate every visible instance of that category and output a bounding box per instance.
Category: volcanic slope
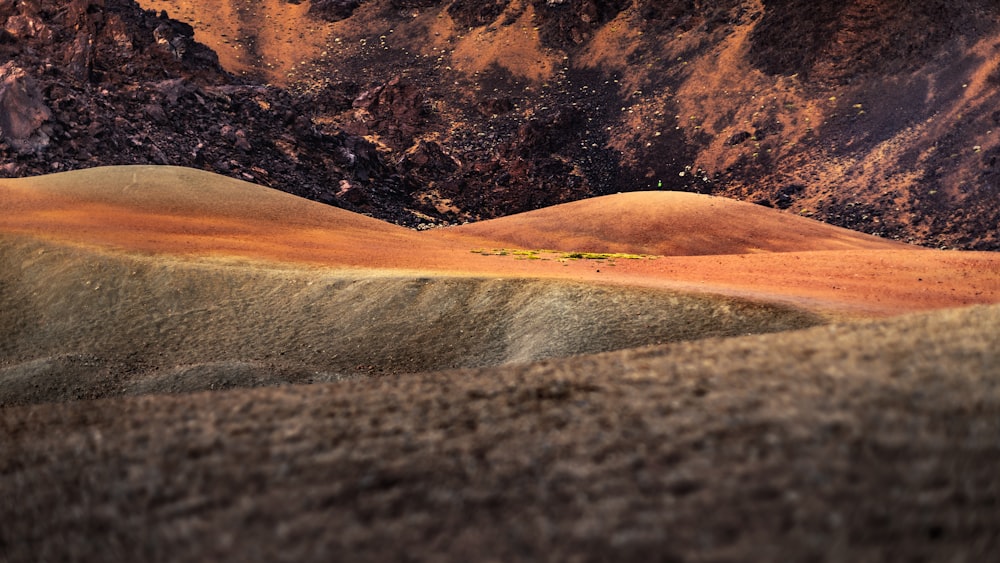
[8,0,1000,248]
[2,165,999,407]
[130,0,1000,250]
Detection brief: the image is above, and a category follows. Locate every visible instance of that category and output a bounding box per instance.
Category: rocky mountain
[3,0,1000,248]
[0,0,423,224]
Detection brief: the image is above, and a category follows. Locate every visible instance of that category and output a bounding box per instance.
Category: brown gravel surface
[2,305,999,562]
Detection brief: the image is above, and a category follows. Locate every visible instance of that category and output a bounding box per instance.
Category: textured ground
[5,1,1000,558]
[1,234,824,406]
[2,305,999,562]
[1,166,999,561]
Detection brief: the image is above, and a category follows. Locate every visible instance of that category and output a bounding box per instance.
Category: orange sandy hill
[436,191,908,256]
[1,164,422,267]
[2,165,998,317]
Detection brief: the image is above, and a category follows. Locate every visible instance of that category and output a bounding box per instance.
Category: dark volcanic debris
[0,0,430,225]
[3,0,1000,246]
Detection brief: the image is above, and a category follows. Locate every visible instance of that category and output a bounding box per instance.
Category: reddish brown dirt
[440,190,910,256]
[2,166,997,318]
[5,0,1000,247]
[135,0,332,81]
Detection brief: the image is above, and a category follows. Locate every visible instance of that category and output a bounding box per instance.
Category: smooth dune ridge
[435,190,908,256]
[2,166,997,317]
[0,165,432,268]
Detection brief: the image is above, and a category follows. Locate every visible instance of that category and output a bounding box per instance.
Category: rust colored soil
[437,191,911,256]
[2,166,998,318]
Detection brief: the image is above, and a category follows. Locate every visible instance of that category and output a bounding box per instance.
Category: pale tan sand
[0,235,820,406]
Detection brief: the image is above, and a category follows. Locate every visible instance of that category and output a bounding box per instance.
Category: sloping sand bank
[0,235,819,406]
[435,190,910,256]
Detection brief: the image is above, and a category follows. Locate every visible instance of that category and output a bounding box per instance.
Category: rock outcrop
[0,0,423,224]
[0,63,51,153]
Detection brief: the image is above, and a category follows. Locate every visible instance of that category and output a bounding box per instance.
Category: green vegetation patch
[471,248,658,262]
